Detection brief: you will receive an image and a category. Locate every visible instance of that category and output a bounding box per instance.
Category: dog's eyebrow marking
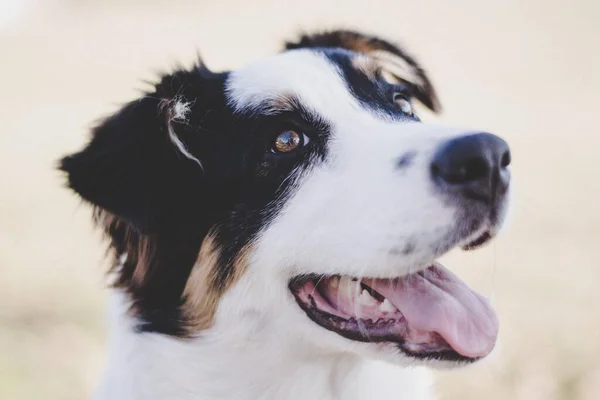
[351,54,380,79]
[270,93,304,113]
[371,50,424,87]
[350,51,424,89]
[160,95,203,168]
[270,93,323,118]
[396,151,416,170]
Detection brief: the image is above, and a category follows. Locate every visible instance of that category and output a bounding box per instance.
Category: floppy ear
[59,67,230,334]
[285,30,441,113]
[59,71,208,234]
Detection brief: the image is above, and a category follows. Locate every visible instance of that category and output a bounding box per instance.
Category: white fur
[96,49,507,399]
[165,95,203,168]
[228,50,475,280]
[95,292,436,400]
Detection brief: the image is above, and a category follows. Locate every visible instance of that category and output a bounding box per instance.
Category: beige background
[1,0,599,399]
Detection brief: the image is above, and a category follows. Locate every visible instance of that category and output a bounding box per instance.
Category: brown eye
[393,94,413,115]
[272,130,310,153]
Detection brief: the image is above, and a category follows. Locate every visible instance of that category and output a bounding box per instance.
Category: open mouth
[289,255,498,362]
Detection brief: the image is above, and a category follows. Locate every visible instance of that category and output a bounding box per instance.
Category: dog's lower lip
[462,230,492,250]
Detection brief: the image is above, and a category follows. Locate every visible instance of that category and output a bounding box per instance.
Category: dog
[60,30,511,400]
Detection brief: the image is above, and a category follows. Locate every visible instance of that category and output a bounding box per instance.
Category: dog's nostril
[500,150,511,168]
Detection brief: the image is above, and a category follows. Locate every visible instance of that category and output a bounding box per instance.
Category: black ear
[60,66,233,334]
[59,71,209,234]
[285,30,441,113]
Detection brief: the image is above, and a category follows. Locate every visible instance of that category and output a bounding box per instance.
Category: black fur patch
[60,62,331,335]
[324,49,419,120]
[60,29,438,336]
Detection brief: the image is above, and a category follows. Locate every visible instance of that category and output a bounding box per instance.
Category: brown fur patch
[97,209,253,335]
[97,210,154,290]
[351,55,380,79]
[269,93,299,113]
[95,204,254,336]
[370,50,423,86]
[350,46,423,87]
[336,31,385,54]
[181,234,253,333]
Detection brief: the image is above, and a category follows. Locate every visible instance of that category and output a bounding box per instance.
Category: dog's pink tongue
[371,265,498,358]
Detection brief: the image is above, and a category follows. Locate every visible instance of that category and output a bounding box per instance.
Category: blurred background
[1,0,599,399]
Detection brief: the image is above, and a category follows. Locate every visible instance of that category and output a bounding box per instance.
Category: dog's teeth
[379,298,397,313]
[329,277,340,289]
[340,276,361,296]
[358,289,378,306]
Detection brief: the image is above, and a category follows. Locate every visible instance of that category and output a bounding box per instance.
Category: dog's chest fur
[93,293,435,400]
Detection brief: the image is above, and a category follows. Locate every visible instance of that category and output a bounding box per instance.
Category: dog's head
[60,30,510,368]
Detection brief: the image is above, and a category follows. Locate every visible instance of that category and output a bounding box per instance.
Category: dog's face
[61,31,510,368]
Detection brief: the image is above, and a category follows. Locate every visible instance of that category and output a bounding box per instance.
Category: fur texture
[60,30,510,399]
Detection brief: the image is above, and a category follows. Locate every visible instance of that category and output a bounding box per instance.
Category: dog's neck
[94,292,435,400]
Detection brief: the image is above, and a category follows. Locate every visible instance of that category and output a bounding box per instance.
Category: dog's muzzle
[431,132,511,204]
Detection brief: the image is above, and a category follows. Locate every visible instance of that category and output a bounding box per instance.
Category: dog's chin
[289,230,499,365]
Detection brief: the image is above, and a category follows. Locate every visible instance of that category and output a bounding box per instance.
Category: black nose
[431,132,511,202]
